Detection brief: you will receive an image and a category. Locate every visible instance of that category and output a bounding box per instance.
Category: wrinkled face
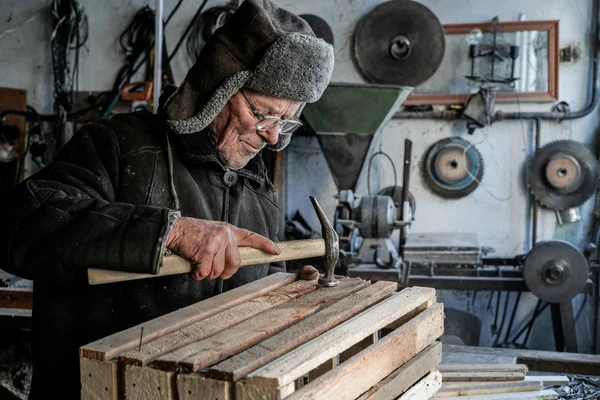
[209,90,302,170]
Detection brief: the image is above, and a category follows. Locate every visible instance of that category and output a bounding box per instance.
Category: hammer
[87,196,340,287]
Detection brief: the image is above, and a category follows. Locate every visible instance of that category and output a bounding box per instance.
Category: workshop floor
[0,334,31,400]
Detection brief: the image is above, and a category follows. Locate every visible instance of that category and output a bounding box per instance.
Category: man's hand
[165,217,280,281]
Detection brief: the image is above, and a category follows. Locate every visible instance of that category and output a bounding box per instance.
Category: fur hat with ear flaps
[161,0,335,151]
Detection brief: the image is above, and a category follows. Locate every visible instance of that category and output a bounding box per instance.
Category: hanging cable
[167,0,210,63]
[100,6,155,119]
[50,0,88,154]
[164,0,184,27]
[186,3,237,62]
[367,151,398,197]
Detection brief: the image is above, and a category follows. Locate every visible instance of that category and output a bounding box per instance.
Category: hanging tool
[87,196,340,287]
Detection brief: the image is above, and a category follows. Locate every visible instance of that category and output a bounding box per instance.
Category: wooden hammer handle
[87,238,326,285]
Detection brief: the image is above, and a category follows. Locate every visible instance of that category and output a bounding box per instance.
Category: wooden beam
[154,278,367,372]
[286,304,444,400]
[80,272,297,361]
[209,281,397,382]
[434,380,543,398]
[441,371,526,382]
[120,279,318,367]
[0,288,32,310]
[245,286,437,389]
[524,376,570,387]
[80,358,119,400]
[438,364,529,374]
[442,352,516,365]
[439,389,558,399]
[357,342,442,400]
[443,344,600,375]
[123,364,176,400]
[177,374,231,400]
[398,370,442,400]
[235,381,294,400]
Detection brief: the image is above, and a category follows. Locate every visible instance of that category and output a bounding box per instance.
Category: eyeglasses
[240,90,303,135]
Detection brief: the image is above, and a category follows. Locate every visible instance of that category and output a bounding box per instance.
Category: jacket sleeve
[0,120,172,283]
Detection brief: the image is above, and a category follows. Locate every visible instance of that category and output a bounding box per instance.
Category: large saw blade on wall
[422,137,484,199]
[527,140,599,211]
[353,0,445,87]
[523,240,589,303]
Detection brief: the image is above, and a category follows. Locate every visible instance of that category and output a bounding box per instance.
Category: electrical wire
[367,151,398,199]
[164,0,184,27]
[167,0,210,63]
[101,6,155,119]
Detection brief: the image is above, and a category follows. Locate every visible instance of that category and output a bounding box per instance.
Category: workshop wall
[0,0,597,352]
[278,0,598,352]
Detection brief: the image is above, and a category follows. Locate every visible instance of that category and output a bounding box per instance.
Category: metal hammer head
[309,196,340,287]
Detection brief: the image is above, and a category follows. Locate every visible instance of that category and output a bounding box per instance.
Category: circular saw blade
[523,240,589,303]
[353,0,445,86]
[422,137,484,199]
[528,140,599,210]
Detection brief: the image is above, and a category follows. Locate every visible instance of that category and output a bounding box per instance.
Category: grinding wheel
[523,240,589,303]
[353,0,445,86]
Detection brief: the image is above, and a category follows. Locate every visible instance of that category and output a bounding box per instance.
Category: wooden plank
[442,352,516,365]
[440,389,558,400]
[0,288,32,309]
[357,342,442,400]
[442,371,526,382]
[438,364,529,373]
[80,358,119,400]
[235,381,294,400]
[156,278,368,372]
[177,374,231,400]
[524,375,570,386]
[123,364,175,400]
[80,272,297,361]
[398,370,442,400]
[209,281,397,382]
[245,286,436,389]
[443,344,600,375]
[285,304,444,400]
[120,278,318,367]
[434,380,543,398]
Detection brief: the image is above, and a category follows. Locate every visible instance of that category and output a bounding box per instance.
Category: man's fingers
[191,255,214,281]
[234,227,280,255]
[222,241,242,280]
[208,245,226,280]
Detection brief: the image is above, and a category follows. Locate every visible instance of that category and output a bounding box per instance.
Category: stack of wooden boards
[432,360,569,399]
[80,272,445,400]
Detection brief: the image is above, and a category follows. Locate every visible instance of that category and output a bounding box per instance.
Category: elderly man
[0,0,334,398]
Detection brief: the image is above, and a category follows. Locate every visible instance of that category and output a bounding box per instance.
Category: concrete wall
[0,0,597,351]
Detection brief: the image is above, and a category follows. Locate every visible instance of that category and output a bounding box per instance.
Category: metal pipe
[531,118,541,248]
[153,0,164,114]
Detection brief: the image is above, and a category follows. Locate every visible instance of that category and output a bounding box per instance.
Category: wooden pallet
[80,272,445,400]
